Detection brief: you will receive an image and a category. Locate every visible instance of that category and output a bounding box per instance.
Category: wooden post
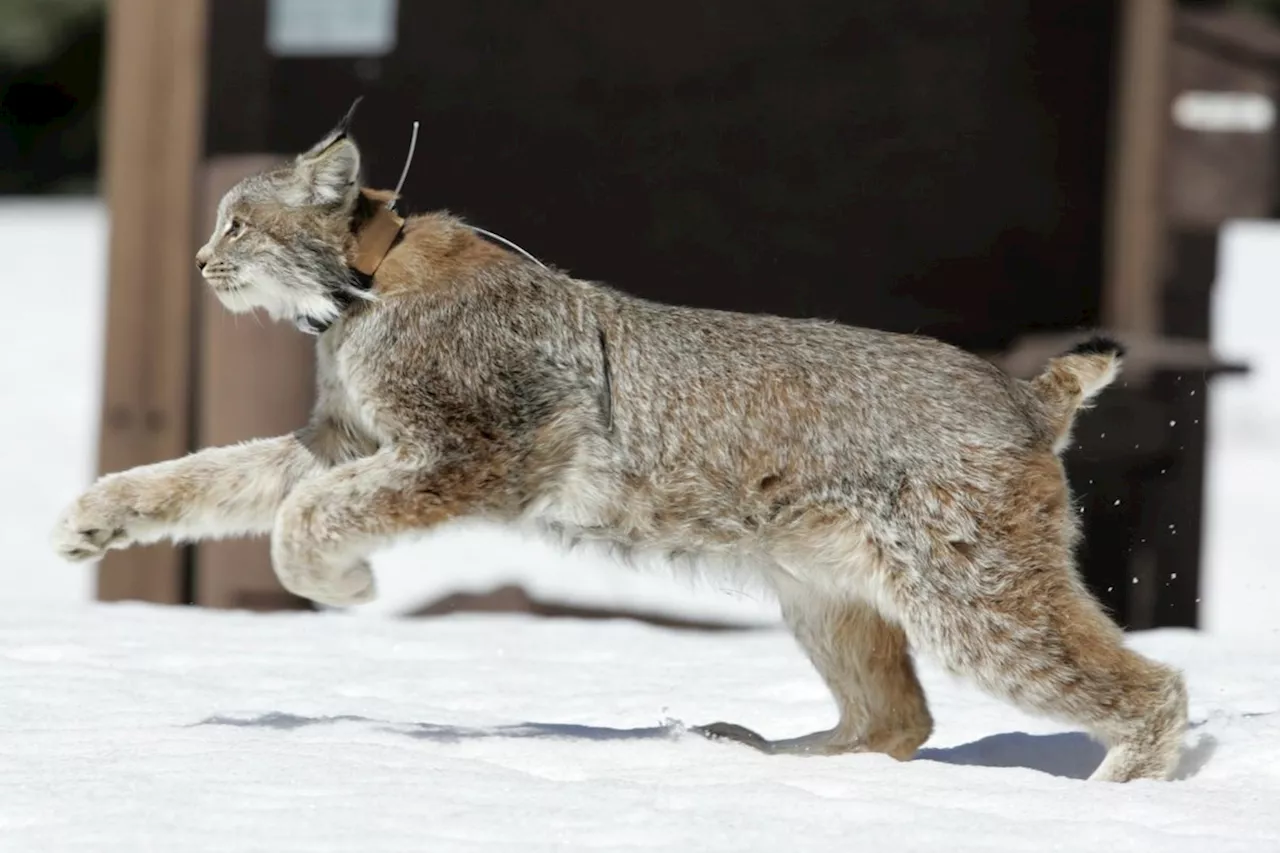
[193,156,315,611]
[95,0,208,603]
[1104,0,1173,336]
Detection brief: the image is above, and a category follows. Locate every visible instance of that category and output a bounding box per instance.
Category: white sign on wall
[1172,90,1276,134]
[267,0,398,57]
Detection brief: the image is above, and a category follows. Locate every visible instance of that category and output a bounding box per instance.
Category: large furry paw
[272,553,378,608]
[50,479,143,562]
[271,486,380,607]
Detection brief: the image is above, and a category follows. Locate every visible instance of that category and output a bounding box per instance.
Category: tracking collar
[294,188,403,335]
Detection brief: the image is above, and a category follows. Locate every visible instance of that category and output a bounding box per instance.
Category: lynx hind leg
[699,590,933,761]
[897,459,1188,782]
[908,576,1187,782]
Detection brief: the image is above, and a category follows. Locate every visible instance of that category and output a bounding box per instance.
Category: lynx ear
[295,138,361,206]
[293,98,363,207]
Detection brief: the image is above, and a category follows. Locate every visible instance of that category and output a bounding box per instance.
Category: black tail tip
[1068,335,1126,360]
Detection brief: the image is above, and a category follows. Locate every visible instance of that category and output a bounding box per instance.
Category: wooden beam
[1104,0,1173,337]
[95,0,208,603]
[193,155,315,612]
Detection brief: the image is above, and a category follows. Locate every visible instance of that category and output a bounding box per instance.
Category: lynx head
[195,100,385,332]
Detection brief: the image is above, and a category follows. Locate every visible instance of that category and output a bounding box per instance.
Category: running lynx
[53,106,1187,782]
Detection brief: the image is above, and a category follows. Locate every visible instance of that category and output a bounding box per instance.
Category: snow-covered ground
[0,604,1276,852]
[363,521,781,625]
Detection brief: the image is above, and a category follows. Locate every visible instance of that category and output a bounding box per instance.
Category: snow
[1,604,1276,851]
[363,521,781,625]
[0,199,105,604]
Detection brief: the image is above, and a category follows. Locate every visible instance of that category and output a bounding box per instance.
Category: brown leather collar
[295,189,405,335]
[350,188,405,276]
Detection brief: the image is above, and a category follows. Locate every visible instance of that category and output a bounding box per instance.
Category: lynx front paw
[50,483,140,562]
[273,554,378,607]
[272,486,380,607]
[270,512,377,606]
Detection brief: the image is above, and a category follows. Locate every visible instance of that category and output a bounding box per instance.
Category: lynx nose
[195,248,211,272]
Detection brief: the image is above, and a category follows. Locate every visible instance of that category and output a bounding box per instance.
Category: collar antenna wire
[383,117,547,270]
[469,225,548,269]
[390,120,419,212]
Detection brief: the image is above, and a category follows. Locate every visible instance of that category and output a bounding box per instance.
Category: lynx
[53,107,1187,782]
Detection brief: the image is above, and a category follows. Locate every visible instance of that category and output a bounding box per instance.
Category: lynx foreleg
[270,449,490,607]
[52,433,323,561]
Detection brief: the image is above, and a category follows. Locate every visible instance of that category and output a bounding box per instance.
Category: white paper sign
[267,0,398,57]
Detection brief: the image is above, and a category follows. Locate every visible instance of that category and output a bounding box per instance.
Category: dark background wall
[208,0,1117,352]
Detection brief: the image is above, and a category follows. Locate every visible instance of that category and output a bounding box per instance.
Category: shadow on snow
[192,711,1217,780]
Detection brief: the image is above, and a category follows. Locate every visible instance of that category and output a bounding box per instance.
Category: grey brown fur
[53,115,1187,782]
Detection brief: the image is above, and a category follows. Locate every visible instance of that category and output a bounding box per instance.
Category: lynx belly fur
[52,112,1187,782]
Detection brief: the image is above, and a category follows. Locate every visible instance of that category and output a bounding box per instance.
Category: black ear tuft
[291,98,366,206]
[1068,335,1126,360]
[334,96,364,142]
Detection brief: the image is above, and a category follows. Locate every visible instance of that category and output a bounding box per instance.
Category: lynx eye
[227,217,246,239]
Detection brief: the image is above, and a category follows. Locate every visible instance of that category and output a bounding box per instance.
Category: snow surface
[363,521,781,625]
[0,604,1276,852]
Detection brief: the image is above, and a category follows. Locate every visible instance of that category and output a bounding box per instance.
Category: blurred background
[2,0,1277,639]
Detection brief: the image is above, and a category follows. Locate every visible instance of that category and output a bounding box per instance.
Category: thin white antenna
[389,120,420,210]
[469,225,548,269]
[385,118,546,270]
